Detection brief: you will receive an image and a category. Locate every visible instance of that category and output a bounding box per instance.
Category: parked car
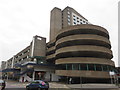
[0,80,6,90]
[26,80,49,90]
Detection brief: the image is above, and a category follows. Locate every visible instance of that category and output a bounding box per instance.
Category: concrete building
[2,35,59,82]
[50,6,90,41]
[48,6,117,83]
[1,6,117,83]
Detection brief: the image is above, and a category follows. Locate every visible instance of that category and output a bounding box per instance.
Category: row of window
[67,11,89,25]
[72,14,88,25]
[14,56,29,63]
[15,49,30,59]
[57,64,117,72]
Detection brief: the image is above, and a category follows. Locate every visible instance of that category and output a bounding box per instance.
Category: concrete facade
[50,7,62,41]
[49,6,90,41]
[48,6,116,83]
[1,35,59,82]
[1,6,117,84]
[55,25,115,83]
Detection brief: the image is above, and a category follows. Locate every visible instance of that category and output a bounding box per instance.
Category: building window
[24,51,28,54]
[66,64,72,70]
[60,64,66,70]
[68,15,70,18]
[102,65,108,71]
[68,18,70,22]
[73,22,76,25]
[80,22,83,24]
[15,56,18,59]
[28,49,30,52]
[67,11,70,15]
[77,17,79,19]
[19,54,22,56]
[80,64,87,70]
[72,64,79,70]
[68,22,70,25]
[73,15,75,17]
[83,20,85,23]
[96,64,102,71]
[77,20,79,23]
[23,56,27,60]
[88,64,95,71]
[73,19,76,21]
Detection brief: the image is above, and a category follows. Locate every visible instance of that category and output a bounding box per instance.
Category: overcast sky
[0,0,118,66]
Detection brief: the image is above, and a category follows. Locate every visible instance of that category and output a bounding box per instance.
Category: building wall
[49,6,90,41]
[1,61,7,70]
[62,6,90,28]
[33,36,46,57]
[55,24,115,79]
[6,58,13,69]
[46,39,56,64]
[13,46,31,66]
[1,35,46,69]
[50,7,62,41]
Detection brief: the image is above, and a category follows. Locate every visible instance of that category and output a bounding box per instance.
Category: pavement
[67,84,119,90]
[4,80,120,90]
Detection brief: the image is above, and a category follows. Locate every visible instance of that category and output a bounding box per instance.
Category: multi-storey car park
[55,25,115,83]
[1,6,117,83]
[48,6,117,83]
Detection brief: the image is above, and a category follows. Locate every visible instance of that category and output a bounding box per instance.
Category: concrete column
[11,56,15,68]
[32,71,35,81]
[31,36,35,57]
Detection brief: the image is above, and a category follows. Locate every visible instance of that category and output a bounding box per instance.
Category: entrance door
[35,71,46,80]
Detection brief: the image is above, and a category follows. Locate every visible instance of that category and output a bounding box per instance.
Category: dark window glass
[102,65,108,71]
[61,64,66,70]
[57,64,66,70]
[80,64,87,70]
[72,64,79,70]
[88,64,95,71]
[109,66,115,72]
[83,21,85,23]
[74,22,76,24]
[67,64,72,70]
[96,64,102,71]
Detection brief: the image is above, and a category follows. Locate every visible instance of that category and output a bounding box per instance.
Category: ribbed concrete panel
[55,45,112,57]
[47,39,56,46]
[54,24,115,81]
[46,54,55,60]
[55,57,114,66]
[56,70,110,78]
[56,34,110,46]
[47,46,55,52]
[57,25,109,37]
